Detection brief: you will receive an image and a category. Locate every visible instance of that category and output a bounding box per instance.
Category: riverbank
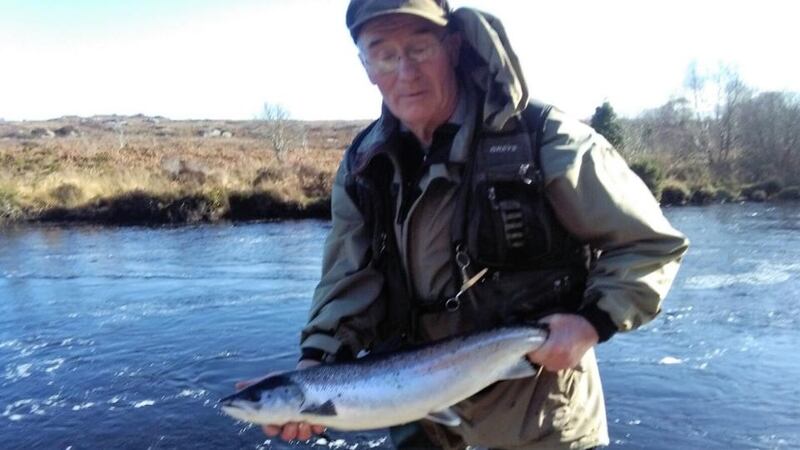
[1,115,798,226]
[0,115,367,225]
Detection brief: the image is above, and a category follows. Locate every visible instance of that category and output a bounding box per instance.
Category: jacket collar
[351,89,475,174]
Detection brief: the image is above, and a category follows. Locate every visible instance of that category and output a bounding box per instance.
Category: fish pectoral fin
[425,408,462,427]
[499,358,538,381]
[300,399,337,416]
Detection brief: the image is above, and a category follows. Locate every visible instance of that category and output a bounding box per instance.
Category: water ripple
[685,261,800,289]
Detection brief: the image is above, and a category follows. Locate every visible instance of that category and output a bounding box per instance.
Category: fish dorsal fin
[425,408,462,427]
[300,399,338,416]
[499,358,538,381]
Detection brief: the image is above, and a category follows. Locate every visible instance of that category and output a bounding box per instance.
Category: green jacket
[301,8,688,450]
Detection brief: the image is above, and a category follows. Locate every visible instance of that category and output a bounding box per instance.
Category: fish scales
[220,325,547,431]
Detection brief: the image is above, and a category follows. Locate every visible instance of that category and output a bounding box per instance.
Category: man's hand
[527,313,599,372]
[234,359,325,442]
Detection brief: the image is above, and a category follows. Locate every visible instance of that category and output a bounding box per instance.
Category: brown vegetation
[0,115,367,224]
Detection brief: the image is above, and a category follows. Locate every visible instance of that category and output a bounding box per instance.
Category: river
[1,204,798,449]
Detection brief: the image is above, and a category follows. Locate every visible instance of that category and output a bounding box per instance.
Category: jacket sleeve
[539,109,689,340]
[299,158,386,361]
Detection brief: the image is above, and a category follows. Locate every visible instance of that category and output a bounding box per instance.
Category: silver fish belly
[220,325,547,431]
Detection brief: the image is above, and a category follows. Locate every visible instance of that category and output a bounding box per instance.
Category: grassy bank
[0,115,366,225]
[1,115,797,226]
[627,158,800,207]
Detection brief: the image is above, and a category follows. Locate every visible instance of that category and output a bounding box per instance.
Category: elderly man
[262,1,688,448]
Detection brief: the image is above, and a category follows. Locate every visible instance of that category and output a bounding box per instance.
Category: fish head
[220,374,305,425]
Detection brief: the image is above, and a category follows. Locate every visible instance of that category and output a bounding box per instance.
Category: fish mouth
[219,398,255,423]
[221,403,250,422]
[218,395,251,412]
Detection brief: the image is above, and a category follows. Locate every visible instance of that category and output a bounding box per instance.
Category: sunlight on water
[685,261,800,289]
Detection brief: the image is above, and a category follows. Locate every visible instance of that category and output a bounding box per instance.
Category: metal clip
[376,232,387,257]
[445,295,461,312]
[445,267,489,312]
[488,186,499,210]
[455,246,472,283]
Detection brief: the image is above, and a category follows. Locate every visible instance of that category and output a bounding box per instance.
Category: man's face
[357,14,461,130]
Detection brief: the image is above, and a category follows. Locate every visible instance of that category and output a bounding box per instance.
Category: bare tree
[618,118,649,161]
[259,102,309,161]
[739,92,800,183]
[684,61,706,118]
[682,61,714,165]
[637,97,704,171]
[260,102,292,161]
[606,60,799,190]
[112,120,128,150]
[710,64,751,168]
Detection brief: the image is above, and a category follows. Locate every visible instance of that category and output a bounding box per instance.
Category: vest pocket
[468,179,554,270]
[459,268,585,330]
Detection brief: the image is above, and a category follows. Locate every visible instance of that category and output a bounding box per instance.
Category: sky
[1,0,798,121]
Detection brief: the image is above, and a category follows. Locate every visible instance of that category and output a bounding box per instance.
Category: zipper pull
[519,163,542,187]
[488,186,499,210]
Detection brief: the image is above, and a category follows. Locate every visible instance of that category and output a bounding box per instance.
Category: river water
[1,204,798,449]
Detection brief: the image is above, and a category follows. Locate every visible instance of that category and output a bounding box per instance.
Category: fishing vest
[344,102,592,352]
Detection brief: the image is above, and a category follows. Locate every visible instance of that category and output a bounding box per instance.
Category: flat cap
[346,0,450,41]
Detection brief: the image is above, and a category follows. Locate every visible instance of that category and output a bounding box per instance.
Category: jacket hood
[451,7,529,131]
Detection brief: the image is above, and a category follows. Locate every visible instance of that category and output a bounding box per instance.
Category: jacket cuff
[577,302,617,343]
[301,333,356,363]
[300,347,326,362]
[300,346,355,363]
[302,333,342,355]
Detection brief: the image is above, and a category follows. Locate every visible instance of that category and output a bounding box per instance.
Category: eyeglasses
[361,33,448,75]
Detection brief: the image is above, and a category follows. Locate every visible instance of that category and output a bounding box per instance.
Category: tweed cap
[346,0,450,41]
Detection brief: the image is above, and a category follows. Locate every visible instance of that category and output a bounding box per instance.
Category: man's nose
[396,56,421,80]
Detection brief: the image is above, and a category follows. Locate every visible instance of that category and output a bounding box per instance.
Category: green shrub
[630,160,664,198]
[49,183,84,207]
[742,179,784,199]
[205,187,230,212]
[164,194,226,223]
[714,188,735,203]
[669,164,711,185]
[297,163,333,200]
[690,186,716,205]
[749,190,768,202]
[659,180,690,205]
[0,188,22,220]
[759,179,784,196]
[252,166,283,188]
[776,186,800,201]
